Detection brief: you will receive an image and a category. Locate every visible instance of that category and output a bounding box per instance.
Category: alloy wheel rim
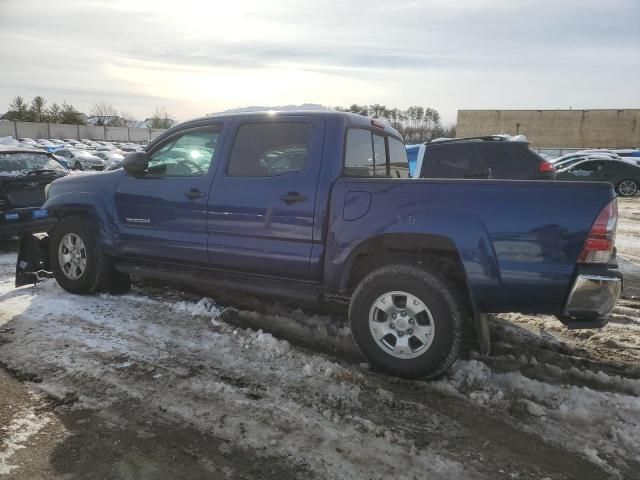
[619,180,637,196]
[368,290,435,359]
[58,233,87,280]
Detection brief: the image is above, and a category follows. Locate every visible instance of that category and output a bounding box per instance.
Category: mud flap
[105,256,131,295]
[15,233,53,287]
[474,313,491,357]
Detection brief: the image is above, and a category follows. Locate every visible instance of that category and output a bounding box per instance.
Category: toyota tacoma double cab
[16,111,622,379]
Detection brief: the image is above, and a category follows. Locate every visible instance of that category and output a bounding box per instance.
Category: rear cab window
[344,129,409,178]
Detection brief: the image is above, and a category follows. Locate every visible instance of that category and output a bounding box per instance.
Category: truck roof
[183,110,403,139]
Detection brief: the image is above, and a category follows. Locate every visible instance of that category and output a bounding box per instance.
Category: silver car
[55,149,106,170]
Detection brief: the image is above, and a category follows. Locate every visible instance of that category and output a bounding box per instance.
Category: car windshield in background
[0,152,66,176]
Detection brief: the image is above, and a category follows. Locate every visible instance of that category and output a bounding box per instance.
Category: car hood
[0,170,67,184]
[46,168,123,201]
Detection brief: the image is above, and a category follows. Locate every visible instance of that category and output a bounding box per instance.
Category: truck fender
[330,208,504,313]
[43,191,117,253]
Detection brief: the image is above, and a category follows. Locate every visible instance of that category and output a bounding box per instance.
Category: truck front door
[114,124,223,263]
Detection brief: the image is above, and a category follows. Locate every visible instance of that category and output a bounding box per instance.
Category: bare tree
[118,110,136,127]
[90,102,120,126]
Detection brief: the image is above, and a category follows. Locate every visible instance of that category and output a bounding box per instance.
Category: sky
[1,0,639,124]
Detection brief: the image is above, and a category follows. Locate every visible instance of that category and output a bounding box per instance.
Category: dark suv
[415,136,556,180]
[0,146,66,237]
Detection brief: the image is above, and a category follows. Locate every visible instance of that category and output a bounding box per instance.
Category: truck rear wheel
[349,265,463,379]
[50,217,106,294]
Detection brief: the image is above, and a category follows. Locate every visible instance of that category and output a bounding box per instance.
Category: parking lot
[0,198,637,479]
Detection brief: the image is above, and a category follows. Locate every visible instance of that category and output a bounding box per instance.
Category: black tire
[75,161,83,170]
[49,216,106,294]
[616,179,638,197]
[349,265,464,380]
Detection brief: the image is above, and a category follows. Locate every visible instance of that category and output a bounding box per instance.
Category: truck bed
[326,178,616,314]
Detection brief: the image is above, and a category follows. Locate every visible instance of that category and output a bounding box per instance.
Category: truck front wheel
[50,217,106,294]
[349,265,464,379]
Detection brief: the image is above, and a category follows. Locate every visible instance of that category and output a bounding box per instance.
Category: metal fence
[0,120,167,143]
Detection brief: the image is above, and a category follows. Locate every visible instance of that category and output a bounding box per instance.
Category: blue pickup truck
[15,111,622,379]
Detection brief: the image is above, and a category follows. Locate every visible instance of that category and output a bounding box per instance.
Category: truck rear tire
[50,216,106,294]
[349,265,463,379]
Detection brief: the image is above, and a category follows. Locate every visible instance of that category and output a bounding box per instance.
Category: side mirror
[123,151,149,175]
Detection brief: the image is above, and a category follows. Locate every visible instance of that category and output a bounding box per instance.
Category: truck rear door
[206,116,325,279]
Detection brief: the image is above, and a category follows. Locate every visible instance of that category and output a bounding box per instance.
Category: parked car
[613,149,640,158]
[412,135,556,180]
[0,146,67,237]
[95,151,124,170]
[16,111,622,380]
[556,158,640,196]
[552,152,620,170]
[51,154,69,169]
[55,149,106,170]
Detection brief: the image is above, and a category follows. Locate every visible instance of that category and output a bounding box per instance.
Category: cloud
[0,0,638,123]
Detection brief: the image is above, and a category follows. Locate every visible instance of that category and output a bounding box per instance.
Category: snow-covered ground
[0,199,639,479]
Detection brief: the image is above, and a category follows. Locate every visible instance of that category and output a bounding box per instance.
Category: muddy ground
[1,198,639,479]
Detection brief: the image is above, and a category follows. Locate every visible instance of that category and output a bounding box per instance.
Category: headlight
[44,183,51,199]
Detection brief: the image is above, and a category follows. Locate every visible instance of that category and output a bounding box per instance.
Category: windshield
[0,152,66,176]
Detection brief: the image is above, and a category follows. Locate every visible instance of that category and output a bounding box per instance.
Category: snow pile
[437,359,640,476]
[171,296,227,325]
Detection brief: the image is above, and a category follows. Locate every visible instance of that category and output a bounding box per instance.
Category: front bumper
[563,274,622,320]
[0,208,57,237]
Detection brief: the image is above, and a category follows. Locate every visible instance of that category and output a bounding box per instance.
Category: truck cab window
[388,137,410,178]
[344,129,407,177]
[344,129,374,177]
[228,122,311,177]
[148,128,220,176]
[373,134,387,176]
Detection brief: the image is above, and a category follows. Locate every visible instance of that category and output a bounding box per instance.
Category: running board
[114,260,325,303]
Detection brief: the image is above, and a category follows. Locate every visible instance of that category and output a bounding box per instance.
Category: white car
[55,148,106,170]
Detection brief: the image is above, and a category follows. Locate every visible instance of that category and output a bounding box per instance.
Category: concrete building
[456,109,640,149]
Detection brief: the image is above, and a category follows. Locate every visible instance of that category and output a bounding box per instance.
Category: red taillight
[578,199,618,264]
[539,161,555,173]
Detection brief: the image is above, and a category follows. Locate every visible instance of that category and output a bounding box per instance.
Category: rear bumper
[563,273,622,320]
